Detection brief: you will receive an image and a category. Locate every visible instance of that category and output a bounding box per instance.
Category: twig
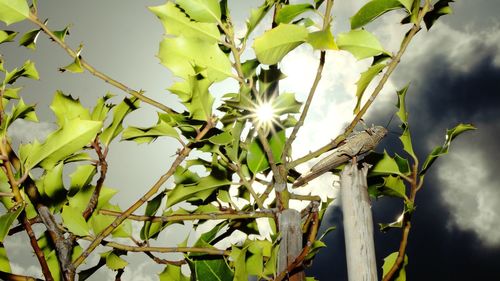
[98,209,275,222]
[82,138,108,220]
[73,118,216,267]
[0,140,54,281]
[80,236,230,255]
[289,194,321,202]
[27,13,176,115]
[131,238,186,266]
[0,270,44,281]
[114,268,124,281]
[282,0,333,165]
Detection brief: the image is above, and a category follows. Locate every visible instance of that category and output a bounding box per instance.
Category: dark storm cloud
[309,32,500,280]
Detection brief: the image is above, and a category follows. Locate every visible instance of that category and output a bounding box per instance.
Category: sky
[1,0,500,280]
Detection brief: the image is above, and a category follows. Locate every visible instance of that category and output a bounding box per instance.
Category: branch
[98,209,275,222]
[82,138,108,220]
[0,270,44,281]
[27,13,176,115]
[289,2,429,169]
[80,236,230,255]
[131,238,186,266]
[282,0,333,165]
[0,140,54,281]
[73,118,216,267]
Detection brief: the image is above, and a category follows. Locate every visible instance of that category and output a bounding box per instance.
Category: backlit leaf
[105,251,128,270]
[337,29,389,60]
[19,28,41,50]
[424,0,454,30]
[62,205,90,236]
[420,123,475,176]
[0,30,17,44]
[209,131,233,145]
[351,0,403,29]
[194,258,233,281]
[382,252,408,281]
[176,0,221,23]
[253,24,308,65]
[22,118,102,170]
[122,119,179,144]
[354,62,387,113]
[307,28,338,50]
[245,1,273,40]
[166,174,231,208]
[159,264,190,281]
[0,205,23,242]
[100,97,140,146]
[275,3,314,24]
[150,2,220,43]
[158,36,232,82]
[247,130,286,174]
[370,150,401,176]
[0,0,29,25]
[50,91,91,127]
[0,246,11,272]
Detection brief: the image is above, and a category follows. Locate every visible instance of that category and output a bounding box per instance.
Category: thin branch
[80,236,230,255]
[289,2,428,169]
[282,0,334,165]
[73,118,216,267]
[289,194,321,202]
[0,270,43,281]
[98,209,275,222]
[131,238,186,266]
[82,138,108,220]
[27,13,176,115]
[0,140,54,281]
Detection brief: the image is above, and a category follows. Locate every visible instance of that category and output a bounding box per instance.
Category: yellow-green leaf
[105,252,128,270]
[337,29,389,60]
[0,30,17,44]
[382,252,408,281]
[22,118,102,170]
[50,90,91,126]
[247,130,286,174]
[0,205,23,242]
[351,0,404,29]
[62,205,90,236]
[176,0,221,23]
[354,62,387,113]
[253,24,308,65]
[275,3,314,24]
[307,28,338,50]
[0,0,29,25]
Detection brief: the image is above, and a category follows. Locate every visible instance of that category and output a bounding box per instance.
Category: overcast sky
[1,0,500,280]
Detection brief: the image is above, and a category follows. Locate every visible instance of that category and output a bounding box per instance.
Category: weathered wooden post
[340,162,377,281]
[278,208,304,281]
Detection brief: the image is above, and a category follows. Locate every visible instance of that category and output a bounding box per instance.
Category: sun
[255,102,275,125]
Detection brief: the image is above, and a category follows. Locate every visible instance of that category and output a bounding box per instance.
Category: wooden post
[278,209,304,281]
[340,162,377,281]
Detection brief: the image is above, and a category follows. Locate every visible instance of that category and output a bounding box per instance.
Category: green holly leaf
[50,90,91,126]
[354,62,387,113]
[100,97,139,146]
[0,204,23,242]
[0,0,29,25]
[159,264,190,281]
[307,27,339,50]
[90,92,114,122]
[398,0,413,11]
[253,24,308,65]
[351,0,404,29]
[209,131,233,145]
[382,252,408,281]
[61,205,90,236]
[275,3,314,24]
[3,60,39,85]
[158,36,232,82]
[0,245,11,272]
[0,30,17,44]
[176,0,221,23]
[39,162,65,199]
[21,118,102,170]
[149,2,220,43]
[370,150,401,176]
[424,0,454,30]
[247,130,286,174]
[382,175,406,198]
[53,25,71,42]
[122,119,180,144]
[105,251,128,270]
[245,1,273,40]
[140,192,165,240]
[193,258,233,281]
[90,203,131,238]
[273,92,302,115]
[337,29,389,60]
[59,45,84,73]
[420,123,475,176]
[19,28,41,50]
[166,174,231,208]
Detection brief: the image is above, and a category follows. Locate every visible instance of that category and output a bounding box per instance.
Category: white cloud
[8,119,55,143]
[437,146,500,246]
